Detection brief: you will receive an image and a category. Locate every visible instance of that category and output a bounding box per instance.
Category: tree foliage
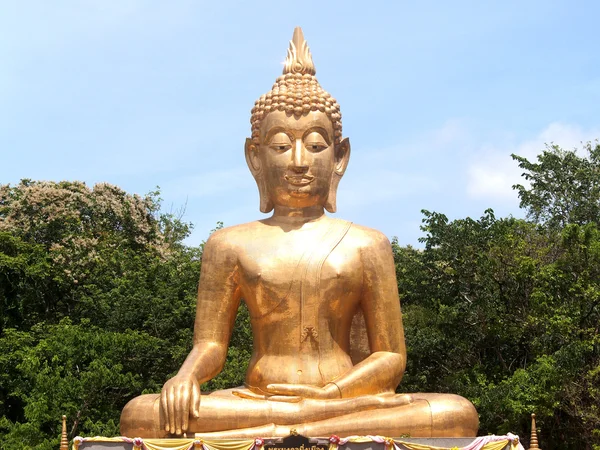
[512,140,600,228]
[0,181,251,449]
[395,142,600,449]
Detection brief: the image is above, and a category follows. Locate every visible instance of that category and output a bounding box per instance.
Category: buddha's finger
[265,383,311,397]
[267,395,302,403]
[192,382,200,418]
[380,393,413,408]
[168,386,176,434]
[180,384,190,433]
[232,390,266,400]
[160,389,169,432]
[397,394,414,405]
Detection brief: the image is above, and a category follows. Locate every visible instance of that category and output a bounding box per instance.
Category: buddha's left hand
[233,383,340,401]
[266,383,340,399]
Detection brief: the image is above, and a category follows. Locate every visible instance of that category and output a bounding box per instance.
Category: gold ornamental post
[60,415,69,450]
[528,413,540,450]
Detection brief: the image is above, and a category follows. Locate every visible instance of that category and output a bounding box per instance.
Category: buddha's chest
[237,234,363,321]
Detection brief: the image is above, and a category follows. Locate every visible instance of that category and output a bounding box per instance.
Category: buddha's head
[245,27,350,213]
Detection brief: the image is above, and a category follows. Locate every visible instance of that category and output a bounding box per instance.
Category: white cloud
[467,122,600,201]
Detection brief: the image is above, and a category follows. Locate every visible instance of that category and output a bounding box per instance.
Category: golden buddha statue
[120,27,479,439]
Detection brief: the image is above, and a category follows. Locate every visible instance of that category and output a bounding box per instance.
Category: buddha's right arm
[187,229,242,379]
[161,229,242,433]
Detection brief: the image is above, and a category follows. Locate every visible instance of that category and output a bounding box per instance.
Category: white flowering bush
[0,180,206,449]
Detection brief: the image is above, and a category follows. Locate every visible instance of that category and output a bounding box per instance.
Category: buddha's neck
[271,205,325,224]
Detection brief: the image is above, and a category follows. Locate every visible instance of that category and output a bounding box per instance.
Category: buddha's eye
[306,143,327,152]
[268,133,292,152]
[304,132,329,152]
[269,143,292,152]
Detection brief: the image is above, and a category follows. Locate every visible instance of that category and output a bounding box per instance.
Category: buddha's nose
[290,139,308,172]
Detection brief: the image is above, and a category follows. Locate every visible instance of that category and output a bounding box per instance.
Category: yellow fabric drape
[203,439,256,450]
[143,438,196,450]
[141,438,255,450]
[342,437,379,443]
[76,436,128,443]
[479,441,510,450]
[393,439,509,450]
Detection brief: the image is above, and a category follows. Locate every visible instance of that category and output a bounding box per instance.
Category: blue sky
[1,1,599,246]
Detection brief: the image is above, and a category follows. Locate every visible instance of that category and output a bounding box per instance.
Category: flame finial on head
[283,27,316,76]
[250,26,341,145]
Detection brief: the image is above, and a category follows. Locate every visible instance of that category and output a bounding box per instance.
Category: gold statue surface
[120,27,479,438]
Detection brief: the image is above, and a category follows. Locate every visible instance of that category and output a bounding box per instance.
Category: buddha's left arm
[329,230,406,398]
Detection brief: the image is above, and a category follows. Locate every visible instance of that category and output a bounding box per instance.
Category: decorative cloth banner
[72,434,524,450]
[73,437,254,450]
[330,435,523,450]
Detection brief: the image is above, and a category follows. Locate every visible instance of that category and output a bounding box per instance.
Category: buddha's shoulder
[203,220,267,247]
[344,221,392,250]
[205,219,391,251]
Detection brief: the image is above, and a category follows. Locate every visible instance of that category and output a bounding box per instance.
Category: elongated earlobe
[245,138,274,213]
[325,137,351,213]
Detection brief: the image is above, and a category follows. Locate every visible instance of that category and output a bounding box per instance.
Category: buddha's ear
[325,137,351,213]
[245,138,274,213]
[334,137,351,176]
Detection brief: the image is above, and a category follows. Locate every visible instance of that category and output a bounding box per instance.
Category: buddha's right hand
[160,374,201,435]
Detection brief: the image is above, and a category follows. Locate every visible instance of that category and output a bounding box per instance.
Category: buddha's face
[246,110,350,213]
[261,110,334,209]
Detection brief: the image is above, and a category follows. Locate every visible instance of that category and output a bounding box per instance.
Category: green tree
[395,213,600,449]
[394,141,600,448]
[512,140,600,229]
[0,180,253,448]
[0,181,202,448]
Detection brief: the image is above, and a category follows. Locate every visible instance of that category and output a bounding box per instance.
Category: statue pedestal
[76,437,514,450]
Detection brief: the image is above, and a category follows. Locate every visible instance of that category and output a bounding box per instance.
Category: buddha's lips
[284,174,314,186]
